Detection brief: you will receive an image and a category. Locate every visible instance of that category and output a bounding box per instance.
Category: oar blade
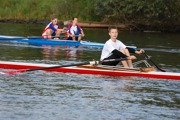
[0,72,6,75]
[3,69,27,75]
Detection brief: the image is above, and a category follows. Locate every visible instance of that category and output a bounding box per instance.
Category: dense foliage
[0,0,179,31]
[95,0,180,23]
[94,0,180,31]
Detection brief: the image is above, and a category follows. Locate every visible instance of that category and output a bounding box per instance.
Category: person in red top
[42,17,64,39]
[66,17,85,41]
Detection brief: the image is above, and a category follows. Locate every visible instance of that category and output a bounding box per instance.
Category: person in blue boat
[42,17,65,39]
[100,26,144,68]
[66,17,85,41]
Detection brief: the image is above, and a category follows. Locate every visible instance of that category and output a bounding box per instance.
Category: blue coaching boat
[0,35,137,49]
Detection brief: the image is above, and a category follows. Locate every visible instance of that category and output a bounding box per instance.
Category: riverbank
[0,19,180,32]
[1,0,179,32]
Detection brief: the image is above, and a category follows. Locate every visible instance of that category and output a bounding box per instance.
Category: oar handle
[101,57,128,64]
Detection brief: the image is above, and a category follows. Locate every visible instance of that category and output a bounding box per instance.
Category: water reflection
[41,45,84,61]
[42,45,60,60]
[65,46,83,60]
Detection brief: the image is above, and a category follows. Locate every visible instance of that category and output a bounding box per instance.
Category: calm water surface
[0,23,180,120]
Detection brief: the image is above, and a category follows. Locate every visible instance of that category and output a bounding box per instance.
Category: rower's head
[108,26,118,40]
[51,17,58,25]
[72,17,78,25]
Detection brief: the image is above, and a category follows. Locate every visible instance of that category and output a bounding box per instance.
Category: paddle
[144,53,166,72]
[1,58,128,75]
[2,62,90,75]
[27,36,66,39]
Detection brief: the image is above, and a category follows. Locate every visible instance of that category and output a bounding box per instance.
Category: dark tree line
[0,0,179,31]
[94,0,180,31]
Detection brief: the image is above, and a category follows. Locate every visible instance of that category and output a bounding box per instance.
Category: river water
[0,23,180,120]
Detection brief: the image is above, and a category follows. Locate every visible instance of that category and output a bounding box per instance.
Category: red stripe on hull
[0,62,180,80]
[47,68,180,80]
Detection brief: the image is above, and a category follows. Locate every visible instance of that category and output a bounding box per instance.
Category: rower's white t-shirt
[100,39,126,60]
[70,26,77,35]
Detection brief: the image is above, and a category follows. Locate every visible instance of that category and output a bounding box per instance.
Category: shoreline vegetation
[0,0,179,32]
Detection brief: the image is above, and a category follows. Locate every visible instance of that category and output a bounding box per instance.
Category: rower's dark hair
[72,17,77,20]
[108,26,118,32]
[51,15,57,20]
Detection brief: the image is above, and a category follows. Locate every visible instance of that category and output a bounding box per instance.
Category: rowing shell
[0,61,180,80]
[0,35,137,49]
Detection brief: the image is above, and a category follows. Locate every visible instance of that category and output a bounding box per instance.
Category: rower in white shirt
[100,26,144,68]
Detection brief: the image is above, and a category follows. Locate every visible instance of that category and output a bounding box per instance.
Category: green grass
[0,0,97,22]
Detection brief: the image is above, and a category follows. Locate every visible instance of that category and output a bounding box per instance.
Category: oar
[1,58,128,75]
[3,62,90,75]
[27,36,66,39]
[144,53,166,72]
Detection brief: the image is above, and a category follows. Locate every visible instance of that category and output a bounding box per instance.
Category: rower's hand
[71,34,75,37]
[58,29,64,33]
[79,34,85,37]
[135,49,145,54]
[62,27,67,33]
[128,55,137,60]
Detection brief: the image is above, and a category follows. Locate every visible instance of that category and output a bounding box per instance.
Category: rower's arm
[126,47,144,54]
